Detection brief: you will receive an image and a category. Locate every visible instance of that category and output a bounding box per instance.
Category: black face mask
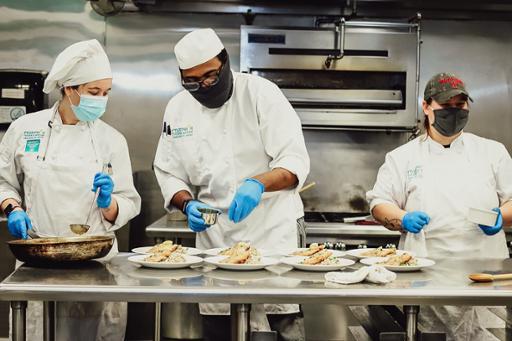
[432,107,469,137]
[188,58,234,109]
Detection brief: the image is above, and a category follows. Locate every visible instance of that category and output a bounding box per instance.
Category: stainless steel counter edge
[1,285,512,306]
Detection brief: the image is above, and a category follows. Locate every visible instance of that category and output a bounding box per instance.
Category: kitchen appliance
[0,70,47,125]
[240,18,421,131]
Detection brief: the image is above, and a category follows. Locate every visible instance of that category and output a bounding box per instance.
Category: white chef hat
[43,39,112,94]
[174,28,224,70]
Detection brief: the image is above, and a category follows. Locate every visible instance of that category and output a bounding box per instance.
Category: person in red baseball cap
[368,72,512,340]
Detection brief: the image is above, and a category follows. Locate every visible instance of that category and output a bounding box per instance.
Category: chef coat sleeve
[154,129,193,212]
[492,142,512,204]
[255,80,310,192]
[366,152,406,211]
[104,134,141,231]
[0,121,23,208]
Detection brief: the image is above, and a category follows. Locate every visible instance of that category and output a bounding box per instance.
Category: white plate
[128,254,203,269]
[284,248,346,258]
[346,248,414,259]
[281,256,355,272]
[204,256,279,271]
[360,257,435,272]
[203,247,275,257]
[131,246,203,256]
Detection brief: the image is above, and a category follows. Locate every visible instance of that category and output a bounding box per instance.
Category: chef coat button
[223,129,227,135]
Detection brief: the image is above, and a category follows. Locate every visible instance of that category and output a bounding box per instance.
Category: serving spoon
[69,163,112,235]
[468,273,512,283]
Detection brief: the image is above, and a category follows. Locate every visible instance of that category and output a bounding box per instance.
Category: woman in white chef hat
[1,39,141,340]
[367,73,512,340]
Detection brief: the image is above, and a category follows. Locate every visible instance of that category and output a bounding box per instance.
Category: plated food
[204,256,279,271]
[346,247,413,259]
[288,243,345,258]
[281,254,355,272]
[361,246,397,257]
[292,243,325,256]
[128,254,203,269]
[132,240,202,256]
[204,241,276,257]
[360,256,435,272]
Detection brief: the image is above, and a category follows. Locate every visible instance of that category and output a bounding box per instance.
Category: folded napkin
[325,265,396,284]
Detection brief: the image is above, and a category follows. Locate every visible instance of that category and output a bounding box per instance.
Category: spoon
[69,163,113,235]
[468,273,512,283]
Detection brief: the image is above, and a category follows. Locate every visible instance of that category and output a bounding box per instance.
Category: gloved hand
[479,208,503,236]
[185,200,213,232]
[402,211,430,233]
[7,210,32,240]
[92,172,114,209]
[228,178,265,223]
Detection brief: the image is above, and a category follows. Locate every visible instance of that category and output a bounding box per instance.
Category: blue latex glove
[228,178,265,223]
[402,211,430,233]
[185,200,213,232]
[479,208,503,236]
[92,172,114,209]
[7,210,31,240]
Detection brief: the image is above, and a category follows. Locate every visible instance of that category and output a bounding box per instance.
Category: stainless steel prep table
[2,254,512,341]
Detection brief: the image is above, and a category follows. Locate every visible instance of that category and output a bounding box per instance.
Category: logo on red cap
[438,76,463,89]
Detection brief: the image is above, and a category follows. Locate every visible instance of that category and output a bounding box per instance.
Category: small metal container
[198,208,221,225]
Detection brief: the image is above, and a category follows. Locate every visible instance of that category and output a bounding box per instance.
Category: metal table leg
[11,301,27,341]
[506,306,512,341]
[231,303,251,341]
[404,305,419,341]
[43,301,55,341]
[154,302,161,341]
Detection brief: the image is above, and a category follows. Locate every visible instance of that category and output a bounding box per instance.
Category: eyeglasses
[181,64,223,92]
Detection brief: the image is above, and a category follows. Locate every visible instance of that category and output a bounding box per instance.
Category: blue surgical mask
[69,90,108,122]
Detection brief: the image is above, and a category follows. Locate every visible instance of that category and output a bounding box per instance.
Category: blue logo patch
[25,139,40,153]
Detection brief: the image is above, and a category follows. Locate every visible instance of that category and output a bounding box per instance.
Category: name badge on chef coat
[25,139,40,153]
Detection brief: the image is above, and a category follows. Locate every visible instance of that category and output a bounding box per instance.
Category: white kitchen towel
[325,265,396,284]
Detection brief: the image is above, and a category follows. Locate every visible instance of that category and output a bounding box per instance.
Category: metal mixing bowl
[198,208,221,225]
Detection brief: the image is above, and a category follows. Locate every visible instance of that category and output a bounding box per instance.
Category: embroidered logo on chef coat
[171,127,193,139]
[24,139,40,153]
[23,130,45,153]
[162,122,193,139]
[23,130,45,140]
[407,165,423,181]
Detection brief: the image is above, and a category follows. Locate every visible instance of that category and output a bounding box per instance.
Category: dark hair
[423,97,433,133]
[60,85,79,97]
[217,48,228,64]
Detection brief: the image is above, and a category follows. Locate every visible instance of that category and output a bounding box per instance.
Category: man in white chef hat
[1,39,140,340]
[154,28,310,339]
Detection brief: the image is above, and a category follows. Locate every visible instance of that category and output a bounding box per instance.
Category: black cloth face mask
[432,107,469,137]
[188,57,234,109]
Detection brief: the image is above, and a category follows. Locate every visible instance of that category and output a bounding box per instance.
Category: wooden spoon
[469,273,512,283]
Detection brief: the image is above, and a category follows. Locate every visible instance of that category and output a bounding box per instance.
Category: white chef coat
[154,71,310,315]
[367,132,511,259]
[0,103,141,236]
[367,132,511,341]
[1,103,141,341]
